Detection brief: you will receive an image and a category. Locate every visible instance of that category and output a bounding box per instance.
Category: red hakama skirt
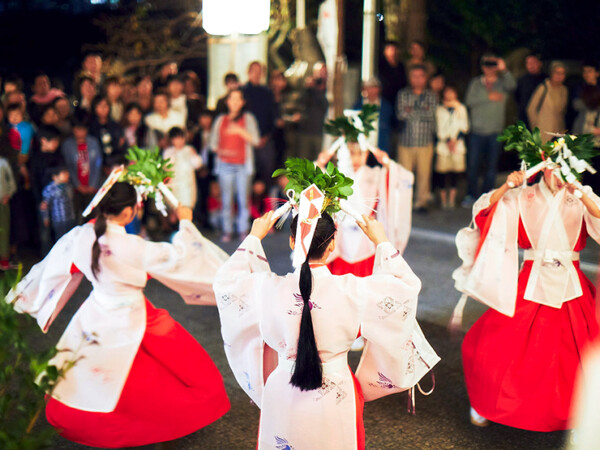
[46,299,230,447]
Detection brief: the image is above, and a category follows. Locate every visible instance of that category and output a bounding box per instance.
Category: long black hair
[289,212,336,390]
[91,182,137,279]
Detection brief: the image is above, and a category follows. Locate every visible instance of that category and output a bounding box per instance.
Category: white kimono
[333,161,414,265]
[454,181,600,317]
[163,145,203,208]
[214,235,439,450]
[7,220,227,412]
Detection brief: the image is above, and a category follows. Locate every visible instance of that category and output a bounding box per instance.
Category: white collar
[106,221,127,234]
[539,178,565,203]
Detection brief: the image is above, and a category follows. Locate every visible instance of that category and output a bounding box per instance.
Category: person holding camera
[296,62,329,161]
[463,54,516,207]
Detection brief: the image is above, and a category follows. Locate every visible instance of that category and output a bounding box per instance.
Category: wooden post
[333,0,345,116]
[361,0,377,82]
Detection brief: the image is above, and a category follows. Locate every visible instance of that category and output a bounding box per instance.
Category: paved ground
[31,199,597,449]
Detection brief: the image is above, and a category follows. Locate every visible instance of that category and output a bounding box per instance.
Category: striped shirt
[41,182,75,225]
[396,88,438,147]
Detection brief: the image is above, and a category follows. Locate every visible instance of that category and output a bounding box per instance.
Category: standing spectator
[154,61,178,93]
[28,125,64,252]
[396,65,438,213]
[209,88,260,242]
[573,62,600,134]
[515,54,546,127]
[435,85,469,209]
[39,104,60,128]
[61,112,103,219]
[76,53,103,87]
[527,61,568,142]
[1,75,23,106]
[123,103,156,150]
[192,109,217,228]
[166,75,188,125]
[0,155,16,270]
[135,75,154,116]
[53,96,73,137]
[40,166,76,241]
[296,62,329,161]
[74,76,97,115]
[29,125,64,204]
[378,41,407,107]
[404,40,436,79]
[580,87,600,145]
[6,103,36,253]
[163,127,203,210]
[144,92,185,136]
[242,61,278,187]
[270,70,294,167]
[183,70,206,131]
[89,95,125,168]
[215,73,240,115]
[105,76,124,123]
[463,54,516,206]
[354,77,395,154]
[28,73,65,126]
[6,103,35,161]
[429,71,446,101]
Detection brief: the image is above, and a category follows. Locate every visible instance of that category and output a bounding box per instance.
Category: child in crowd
[41,166,76,241]
[0,155,16,270]
[435,85,469,209]
[6,102,35,164]
[6,103,37,254]
[250,179,269,220]
[163,127,203,210]
[61,112,103,219]
[207,179,222,230]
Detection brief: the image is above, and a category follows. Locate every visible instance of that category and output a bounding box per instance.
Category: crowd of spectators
[1,47,599,267]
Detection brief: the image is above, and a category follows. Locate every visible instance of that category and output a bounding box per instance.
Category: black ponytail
[289,213,336,391]
[91,212,107,279]
[90,182,137,279]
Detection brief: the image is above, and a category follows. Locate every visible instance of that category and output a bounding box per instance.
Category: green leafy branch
[498,121,549,167]
[272,158,354,215]
[499,121,599,181]
[324,104,379,143]
[120,146,174,198]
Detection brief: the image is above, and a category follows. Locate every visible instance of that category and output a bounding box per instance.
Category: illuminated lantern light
[203,0,271,36]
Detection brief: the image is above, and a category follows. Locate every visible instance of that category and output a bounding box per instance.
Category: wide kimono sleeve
[213,235,272,407]
[461,188,520,316]
[376,160,414,254]
[6,225,85,332]
[143,219,229,305]
[355,242,440,401]
[581,186,600,244]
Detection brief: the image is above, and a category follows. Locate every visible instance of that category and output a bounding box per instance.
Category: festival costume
[214,235,438,449]
[216,165,439,449]
[455,125,600,431]
[7,155,230,447]
[321,105,414,277]
[328,162,413,276]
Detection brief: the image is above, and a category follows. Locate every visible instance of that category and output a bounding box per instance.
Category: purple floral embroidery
[369,372,400,390]
[287,293,321,315]
[81,330,100,345]
[274,436,294,449]
[316,377,347,405]
[218,293,249,316]
[376,296,410,320]
[99,244,112,257]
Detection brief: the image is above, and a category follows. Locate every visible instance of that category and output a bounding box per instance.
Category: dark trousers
[467,133,502,198]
